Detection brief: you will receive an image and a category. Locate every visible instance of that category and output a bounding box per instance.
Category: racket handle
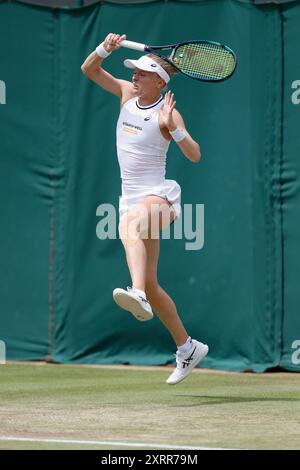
[120,40,146,52]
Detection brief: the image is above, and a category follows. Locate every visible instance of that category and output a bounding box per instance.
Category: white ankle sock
[177,336,193,354]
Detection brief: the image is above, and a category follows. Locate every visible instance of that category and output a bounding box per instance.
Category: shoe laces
[127,286,149,304]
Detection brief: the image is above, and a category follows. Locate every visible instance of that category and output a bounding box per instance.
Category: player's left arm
[161,91,201,163]
[169,109,201,163]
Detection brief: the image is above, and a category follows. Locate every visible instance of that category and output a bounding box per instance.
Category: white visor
[124,55,170,84]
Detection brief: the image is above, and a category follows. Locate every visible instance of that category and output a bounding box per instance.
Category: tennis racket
[120,39,237,82]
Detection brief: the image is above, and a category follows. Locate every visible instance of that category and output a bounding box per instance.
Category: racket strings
[173,43,235,81]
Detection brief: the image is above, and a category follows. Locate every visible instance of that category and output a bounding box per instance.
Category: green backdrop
[0,0,299,371]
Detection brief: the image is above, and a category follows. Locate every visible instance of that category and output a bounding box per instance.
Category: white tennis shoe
[113,287,153,321]
[166,339,209,385]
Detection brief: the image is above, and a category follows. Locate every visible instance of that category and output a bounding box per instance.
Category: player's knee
[119,205,151,245]
[118,215,141,246]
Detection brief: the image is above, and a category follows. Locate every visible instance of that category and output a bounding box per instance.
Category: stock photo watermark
[0,340,6,364]
[291,80,300,105]
[291,340,300,365]
[0,80,6,105]
[96,203,204,251]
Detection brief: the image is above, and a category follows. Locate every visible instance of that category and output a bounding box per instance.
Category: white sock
[132,288,146,299]
[177,336,193,354]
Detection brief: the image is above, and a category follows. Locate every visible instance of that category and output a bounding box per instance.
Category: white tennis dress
[116,95,181,219]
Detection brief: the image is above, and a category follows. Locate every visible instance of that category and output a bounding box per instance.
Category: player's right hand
[103,33,126,52]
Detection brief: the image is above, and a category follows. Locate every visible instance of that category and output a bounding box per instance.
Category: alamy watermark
[0,340,6,364]
[96,203,204,251]
[291,340,300,365]
[0,80,6,105]
[291,80,300,105]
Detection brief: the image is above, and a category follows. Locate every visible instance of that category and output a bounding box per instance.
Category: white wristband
[95,42,111,59]
[169,127,186,143]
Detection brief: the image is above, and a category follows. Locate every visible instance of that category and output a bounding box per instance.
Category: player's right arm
[81,33,133,100]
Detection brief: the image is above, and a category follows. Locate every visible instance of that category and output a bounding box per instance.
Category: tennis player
[81,33,208,384]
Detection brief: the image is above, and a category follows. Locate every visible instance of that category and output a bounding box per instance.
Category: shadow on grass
[174,395,300,406]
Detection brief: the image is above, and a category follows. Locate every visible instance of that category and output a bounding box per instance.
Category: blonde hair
[146,53,178,79]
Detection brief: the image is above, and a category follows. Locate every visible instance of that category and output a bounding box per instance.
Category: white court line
[0,436,233,450]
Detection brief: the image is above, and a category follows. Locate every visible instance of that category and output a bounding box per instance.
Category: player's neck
[138,91,162,107]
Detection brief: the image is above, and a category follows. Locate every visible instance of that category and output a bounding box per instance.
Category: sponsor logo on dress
[122,121,142,134]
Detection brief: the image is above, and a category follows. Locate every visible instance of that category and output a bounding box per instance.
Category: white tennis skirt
[119,179,181,220]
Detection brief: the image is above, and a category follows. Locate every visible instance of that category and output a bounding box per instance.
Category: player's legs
[118,195,188,345]
[116,195,209,383]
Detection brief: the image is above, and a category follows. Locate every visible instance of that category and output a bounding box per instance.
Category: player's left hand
[160,90,177,131]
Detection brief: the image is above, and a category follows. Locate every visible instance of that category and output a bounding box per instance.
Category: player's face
[132,69,161,94]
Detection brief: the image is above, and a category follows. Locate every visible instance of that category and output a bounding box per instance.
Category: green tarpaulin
[0,0,299,371]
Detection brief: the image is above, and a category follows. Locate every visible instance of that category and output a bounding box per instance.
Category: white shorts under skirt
[119,179,181,220]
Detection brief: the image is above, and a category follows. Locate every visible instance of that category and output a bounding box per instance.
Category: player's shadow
[174,395,300,407]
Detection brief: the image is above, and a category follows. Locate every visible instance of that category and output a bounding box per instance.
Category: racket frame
[120,39,237,82]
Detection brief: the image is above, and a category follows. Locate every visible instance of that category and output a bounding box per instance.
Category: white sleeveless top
[116,95,181,219]
[116,95,170,190]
